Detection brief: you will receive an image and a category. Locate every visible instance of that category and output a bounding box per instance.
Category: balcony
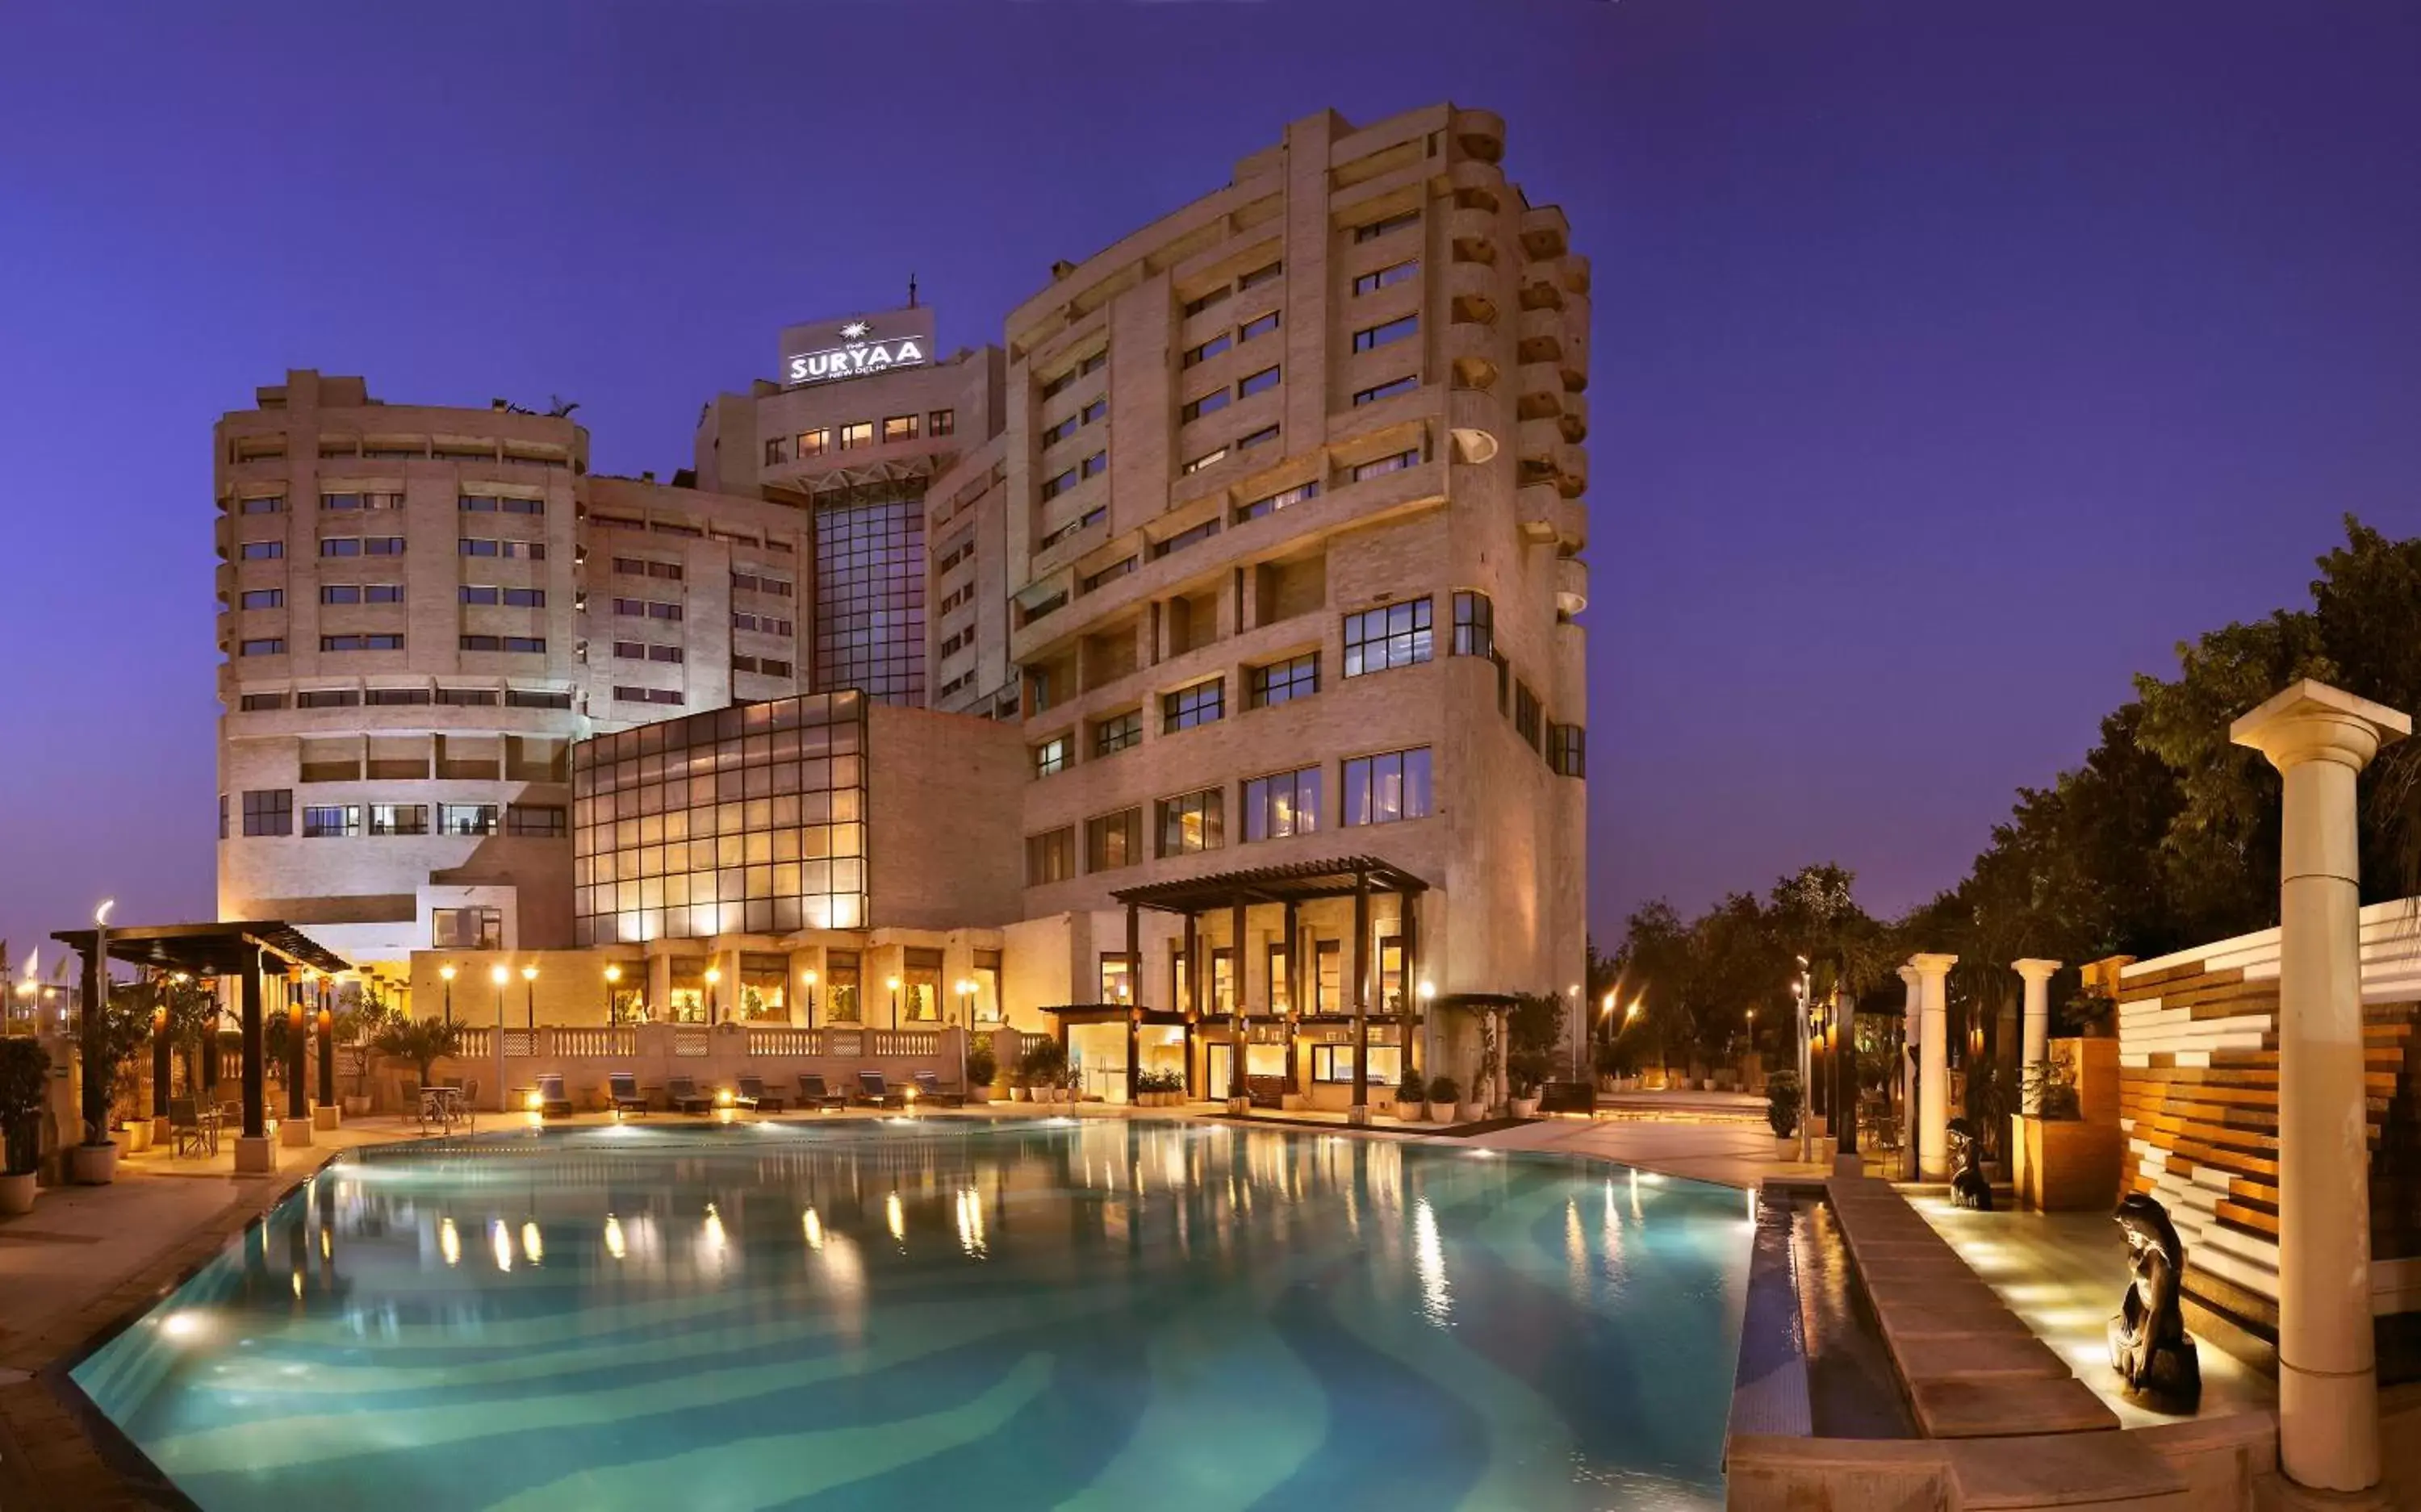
[1516,307,1565,365]
[1516,482,1562,545]
[1553,443,1588,498]
[1558,391,1590,443]
[1447,159,1506,200]
[1554,556,1590,617]
[1446,207,1498,256]
[1554,495,1589,553]
[1447,388,1500,466]
[1517,416,1564,471]
[1453,108,1505,164]
[1444,322,1499,392]
[1520,205,1571,261]
[1516,361,1566,421]
[1442,259,1498,321]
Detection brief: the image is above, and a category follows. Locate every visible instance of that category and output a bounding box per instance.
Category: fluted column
[2012,959,2062,1110]
[1909,953,1957,1180]
[2233,679,2410,1494]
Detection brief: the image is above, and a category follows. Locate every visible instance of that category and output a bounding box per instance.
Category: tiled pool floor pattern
[72,1120,1749,1511]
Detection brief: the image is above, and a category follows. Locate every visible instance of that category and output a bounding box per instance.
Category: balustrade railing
[457,1026,493,1059]
[554,1026,635,1058]
[746,1027,823,1056]
[872,1029,941,1057]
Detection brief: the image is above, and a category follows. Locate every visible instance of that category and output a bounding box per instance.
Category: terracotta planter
[120,1121,153,1155]
[1396,1100,1427,1123]
[1776,1137,1799,1161]
[967,1088,991,1105]
[1511,1096,1541,1118]
[0,1171,34,1215]
[343,1095,372,1117]
[1456,1101,1485,1123]
[1427,1101,1453,1122]
[1012,1087,1031,1101]
[71,1142,119,1185]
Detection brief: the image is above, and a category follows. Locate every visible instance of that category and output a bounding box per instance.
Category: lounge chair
[856,1071,907,1109]
[533,1073,574,1119]
[910,1071,964,1108]
[665,1076,717,1114]
[736,1074,785,1113]
[797,1073,847,1111]
[608,1071,650,1117]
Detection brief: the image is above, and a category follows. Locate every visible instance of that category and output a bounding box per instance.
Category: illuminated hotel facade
[215,102,1590,1103]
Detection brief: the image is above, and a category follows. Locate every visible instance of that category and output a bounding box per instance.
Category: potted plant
[964,1043,997,1105]
[1427,1075,1461,1124]
[1017,1039,1067,1105]
[1767,1069,1802,1160]
[372,1016,467,1105]
[1508,1073,1543,1119]
[339,977,399,1117]
[73,983,155,1183]
[1396,1070,1428,1121]
[0,1038,49,1215]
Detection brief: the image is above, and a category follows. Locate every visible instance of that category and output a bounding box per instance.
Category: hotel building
[214,102,1590,1105]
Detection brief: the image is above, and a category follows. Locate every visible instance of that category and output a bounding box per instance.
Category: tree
[372,1017,466,1089]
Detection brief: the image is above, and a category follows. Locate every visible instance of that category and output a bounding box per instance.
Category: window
[1350,448,1422,482]
[823,950,863,1023]
[1042,414,1080,445]
[237,496,285,516]
[732,610,794,636]
[1514,681,1544,749]
[1452,591,1495,658]
[321,584,404,604]
[1080,397,1106,424]
[437,804,499,837]
[436,687,497,705]
[1181,388,1231,423]
[613,596,686,620]
[935,535,974,573]
[1151,519,1219,560]
[838,421,874,449]
[1354,207,1421,242]
[1081,449,1108,479]
[731,568,792,597]
[798,428,832,458]
[1353,375,1420,406]
[1081,350,1106,376]
[369,804,428,836]
[1342,746,1434,827]
[730,654,793,678]
[504,688,571,709]
[1040,368,1079,401]
[1027,826,1075,885]
[240,788,292,837]
[1236,481,1319,523]
[928,408,955,436]
[506,803,567,837]
[1099,954,1134,1007]
[240,637,286,656]
[613,685,684,705]
[1239,260,1282,290]
[1243,766,1321,842]
[1181,285,1231,319]
[239,693,286,711]
[459,538,546,559]
[1352,314,1420,353]
[1549,723,1587,777]
[1343,598,1432,677]
[240,588,283,610]
[1239,311,1280,343]
[431,906,502,950]
[364,687,429,706]
[1080,557,1135,594]
[883,414,920,443]
[1162,678,1224,733]
[320,492,362,512]
[295,689,358,708]
[320,633,404,652]
[1041,467,1080,501]
[1157,788,1223,857]
[1236,424,1280,452]
[302,804,360,838]
[459,634,546,653]
[1353,258,1420,295]
[765,436,788,466]
[1249,653,1319,708]
[1034,735,1072,778]
[1237,365,1281,399]
[461,585,546,607]
[1313,1038,1403,1087]
[1093,709,1141,756]
[1180,447,1228,477]
[1085,807,1143,872]
[460,495,542,515]
[239,541,284,560]
[1181,332,1231,367]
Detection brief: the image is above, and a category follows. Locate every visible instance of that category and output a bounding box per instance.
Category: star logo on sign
[839,322,871,340]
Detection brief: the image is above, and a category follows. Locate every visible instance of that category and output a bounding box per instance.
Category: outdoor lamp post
[955,978,975,1092]
[886,975,901,1030]
[490,965,509,1114]
[803,968,818,1030]
[604,963,621,1025]
[521,964,537,1030]
[704,966,721,1025]
[440,963,456,1027]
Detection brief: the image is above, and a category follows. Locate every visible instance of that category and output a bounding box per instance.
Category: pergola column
[282,972,311,1147]
[1124,902,1141,1106]
[2012,959,2063,1108]
[1896,964,1921,1181]
[1228,896,1248,1111]
[1282,900,1301,1095]
[2232,679,2410,1494]
[1909,952,1957,1180]
[1349,869,1370,1125]
[1399,886,1420,1082]
[235,951,274,1173]
[77,938,105,1146]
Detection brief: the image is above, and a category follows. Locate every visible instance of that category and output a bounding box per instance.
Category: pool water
[71,1119,1749,1511]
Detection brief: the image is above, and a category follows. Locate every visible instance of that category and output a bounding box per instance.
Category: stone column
[1896,965,1921,1181]
[2232,679,2410,1494]
[1909,953,1957,1180]
[2012,959,2063,1111]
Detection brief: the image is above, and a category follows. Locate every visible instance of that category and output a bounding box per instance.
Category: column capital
[1908,952,1958,978]
[1896,963,1921,988]
[2230,679,2409,774]
[2011,958,2063,983]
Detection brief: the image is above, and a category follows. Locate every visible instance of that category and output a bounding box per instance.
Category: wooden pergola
[52,921,348,1167]
[1111,855,1428,1118]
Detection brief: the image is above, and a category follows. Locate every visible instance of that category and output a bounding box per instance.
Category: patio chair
[910,1071,964,1108]
[736,1074,785,1113]
[169,1097,211,1159]
[797,1073,847,1111]
[534,1074,574,1119]
[665,1076,717,1114]
[856,1071,907,1109]
[608,1071,650,1117]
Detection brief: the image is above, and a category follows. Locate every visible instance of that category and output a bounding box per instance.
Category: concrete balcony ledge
[1553,556,1589,616]
[1451,107,1504,162]
[1516,482,1562,545]
[1445,206,1498,252]
[1444,157,1504,198]
[1519,204,1570,259]
[1441,259,1500,315]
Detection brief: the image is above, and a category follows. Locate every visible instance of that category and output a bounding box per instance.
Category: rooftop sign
[778,307,935,389]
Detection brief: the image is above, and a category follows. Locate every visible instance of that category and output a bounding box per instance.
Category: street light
[440,963,456,1027]
[521,964,537,1030]
[704,966,721,1025]
[604,963,621,1025]
[489,964,509,1117]
[803,968,818,1030]
[886,975,901,1030]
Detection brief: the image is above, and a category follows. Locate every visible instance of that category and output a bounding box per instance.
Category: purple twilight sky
[2,2,2419,968]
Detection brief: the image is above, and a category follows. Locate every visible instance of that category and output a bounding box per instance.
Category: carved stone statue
[2107,1192,2201,1410]
[1947,1116,1994,1210]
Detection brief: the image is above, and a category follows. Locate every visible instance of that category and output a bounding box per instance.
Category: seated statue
[1947,1117,1994,1211]
[2107,1192,2201,1410]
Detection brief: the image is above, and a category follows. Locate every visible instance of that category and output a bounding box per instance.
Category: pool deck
[0,1099,1832,1508]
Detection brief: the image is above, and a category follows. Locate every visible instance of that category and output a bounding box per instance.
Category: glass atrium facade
[812,487,926,706]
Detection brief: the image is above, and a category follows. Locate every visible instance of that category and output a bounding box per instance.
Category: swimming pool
[70,1119,1749,1510]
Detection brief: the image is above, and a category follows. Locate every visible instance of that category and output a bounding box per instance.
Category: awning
[1110,854,1428,914]
[1036,1003,1189,1027]
[51,921,350,977]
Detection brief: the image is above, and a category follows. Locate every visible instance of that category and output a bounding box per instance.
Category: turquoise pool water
[71,1119,1749,1510]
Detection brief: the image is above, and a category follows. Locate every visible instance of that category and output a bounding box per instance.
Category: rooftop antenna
[907,273,918,309]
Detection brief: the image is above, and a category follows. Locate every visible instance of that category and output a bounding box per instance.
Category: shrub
[2022,1058,2081,1121]
[1766,1070,1802,1138]
[1016,1038,1068,1087]
[0,1038,49,1176]
[964,1043,997,1088]
[1428,1075,1461,1105]
[1137,1067,1185,1095]
[372,1017,466,1089]
[1398,1067,1426,1101]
